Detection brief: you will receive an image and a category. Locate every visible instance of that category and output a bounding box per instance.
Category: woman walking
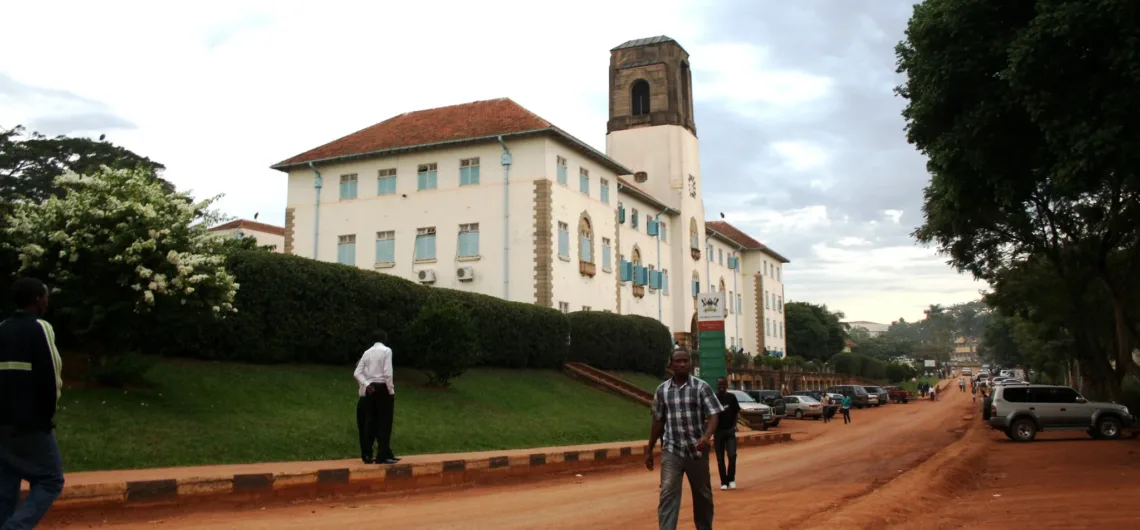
[840,394,852,424]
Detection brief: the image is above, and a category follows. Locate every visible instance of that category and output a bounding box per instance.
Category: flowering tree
[3,165,238,351]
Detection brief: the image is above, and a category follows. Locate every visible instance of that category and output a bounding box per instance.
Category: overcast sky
[1,0,987,323]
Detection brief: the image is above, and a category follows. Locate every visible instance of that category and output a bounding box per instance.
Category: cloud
[0,0,980,323]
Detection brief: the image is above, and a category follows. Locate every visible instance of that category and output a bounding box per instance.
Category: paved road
[46,382,972,529]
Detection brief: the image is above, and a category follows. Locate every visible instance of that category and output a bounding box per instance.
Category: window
[777,267,781,282]
[764,261,770,276]
[631,208,639,230]
[579,168,589,195]
[779,322,784,339]
[339,174,358,200]
[458,223,479,257]
[337,234,356,265]
[375,231,395,263]
[660,222,667,243]
[558,221,569,259]
[559,302,570,314]
[718,249,723,265]
[460,158,480,186]
[602,238,613,272]
[556,156,568,186]
[414,227,436,261]
[728,290,734,313]
[631,79,650,116]
[689,219,699,249]
[648,264,657,291]
[377,168,396,195]
[1002,387,1029,403]
[417,163,438,190]
[765,290,770,309]
[766,318,771,336]
[737,293,742,313]
[579,218,593,263]
[663,268,669,295]
[600,179,610,203]
[778,296,783,313]
[707,242,713,261]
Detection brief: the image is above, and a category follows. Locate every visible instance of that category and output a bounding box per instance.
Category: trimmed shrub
[566,312,671,376]
[405,294,480,386]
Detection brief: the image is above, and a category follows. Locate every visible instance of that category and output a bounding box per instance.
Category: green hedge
[829,352,887,381]
[566,312,671,377]
[137,250,673,373]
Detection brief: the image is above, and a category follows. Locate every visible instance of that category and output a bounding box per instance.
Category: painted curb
[51,431,793,509]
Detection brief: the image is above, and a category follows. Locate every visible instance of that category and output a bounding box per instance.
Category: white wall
[741,251,786,355]
[285,138,545,303]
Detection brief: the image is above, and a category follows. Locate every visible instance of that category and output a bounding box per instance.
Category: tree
[785,302,847,362]
[2,166,238,356]
[406,295,480,386]
[897,0,1140,397]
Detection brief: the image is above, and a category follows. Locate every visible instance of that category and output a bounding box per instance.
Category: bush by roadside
[566,312,671,377]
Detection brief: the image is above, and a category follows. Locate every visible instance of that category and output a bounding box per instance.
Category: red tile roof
[270,98,630,175]
[705,220,789,263]
[209,219,286,237]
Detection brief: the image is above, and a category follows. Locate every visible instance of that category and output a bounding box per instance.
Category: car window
[1024,388,1051,403]
[731,391,755,403]
[1051,387,1081,403]
[1002,387,1028,402]
[784,396,798,403]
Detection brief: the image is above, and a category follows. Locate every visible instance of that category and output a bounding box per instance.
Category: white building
[271,36,789,354]
[208,219,286,253]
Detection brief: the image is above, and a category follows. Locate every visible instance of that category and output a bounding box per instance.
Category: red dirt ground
[40,381,1140,529]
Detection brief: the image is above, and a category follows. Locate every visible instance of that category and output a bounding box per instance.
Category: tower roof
[611,35,684,52]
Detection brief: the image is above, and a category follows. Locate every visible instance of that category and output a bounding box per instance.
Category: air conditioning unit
[457,266,475,282]
[417,269,436,284]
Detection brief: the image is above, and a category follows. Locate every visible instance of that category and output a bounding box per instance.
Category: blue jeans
[0,428,64,530]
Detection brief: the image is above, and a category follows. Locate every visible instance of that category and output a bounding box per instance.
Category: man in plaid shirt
[645,347,724,530]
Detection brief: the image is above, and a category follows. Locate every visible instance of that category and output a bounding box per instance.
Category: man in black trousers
[353,330,398,464]
[713,378,741,490]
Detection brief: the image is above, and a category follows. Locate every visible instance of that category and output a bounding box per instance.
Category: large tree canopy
[784,301,847,362]
[897,0,1140,396]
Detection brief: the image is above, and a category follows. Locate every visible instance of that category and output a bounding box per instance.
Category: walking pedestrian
[713,378,740,491]
[1,277,65,529]
[354,329,399,465]
[958,377,966,393]
[646,348,724,530]
[820,393,831,423]
[840,394,852,424]
[930,385,937,401]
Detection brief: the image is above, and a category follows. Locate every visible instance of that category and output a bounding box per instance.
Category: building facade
[208,219,286,252]
[271,36,789,354]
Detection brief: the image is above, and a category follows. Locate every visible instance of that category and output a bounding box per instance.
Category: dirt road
[42,382,1140,529]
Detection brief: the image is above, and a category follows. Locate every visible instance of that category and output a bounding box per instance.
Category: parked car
[729,390,774,430]
[745,390,787,427]
[783,395,824,419]
[988,384,1134,442]
[791,390,826,402]
[863,386,889,407]
[883,385,914,404]
[826,385,872,409]
[962,368,973,376]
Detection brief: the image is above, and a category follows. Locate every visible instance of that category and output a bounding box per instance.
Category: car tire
[1095,417,1122,440]
[1010,418,1037,442]
[1004,429,1017,441]
[903,399,909,404]
[770,419,781,428]
[795,410,804,420]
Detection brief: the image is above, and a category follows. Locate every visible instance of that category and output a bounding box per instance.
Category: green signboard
[696,292,727,387]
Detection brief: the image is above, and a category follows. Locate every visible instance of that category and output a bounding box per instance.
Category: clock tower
[605,36,707,344]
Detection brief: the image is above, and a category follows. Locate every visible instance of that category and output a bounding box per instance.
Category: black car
[862,386,889,407]
[745,390,787,426]
[826,385,872,409]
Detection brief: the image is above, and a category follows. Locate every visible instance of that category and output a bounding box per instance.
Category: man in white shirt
[354,330,398,464]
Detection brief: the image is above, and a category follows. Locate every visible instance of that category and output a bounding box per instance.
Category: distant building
[845,321,889,337]
[953,336,979,362]
[208,219,286,253]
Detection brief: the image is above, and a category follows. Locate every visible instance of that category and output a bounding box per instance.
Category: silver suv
[988,384,1134,442]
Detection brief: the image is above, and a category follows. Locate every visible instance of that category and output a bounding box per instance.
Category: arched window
[689,218,698,249]
[692,270,700,299]
[631,80,650,116]
[631,246,642,266]
[719,277,726,293]
[578,215,593,263]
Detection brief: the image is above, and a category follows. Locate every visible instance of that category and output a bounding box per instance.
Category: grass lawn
[55,359,653,472]
[611,371,666,394]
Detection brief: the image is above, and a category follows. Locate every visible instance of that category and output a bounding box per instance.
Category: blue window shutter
[471,165,479,185]
[601,184,609,203]
[580,174,589,194]
[557,164,567,185]
[663,272,669,294]
[580,236,592,262]
[649,270,661,289]
[647,220,659,237]
[458,232,479,257]
[602,244,611,270]
[337,242,355,265]
[620,260,631,282]
[618,205,626,223]
[632,213,639,230]
[376,239,395,262]
[558,228,569,257]
[692,280,700,297]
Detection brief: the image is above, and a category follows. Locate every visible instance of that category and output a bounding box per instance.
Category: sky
[0,0,987,323]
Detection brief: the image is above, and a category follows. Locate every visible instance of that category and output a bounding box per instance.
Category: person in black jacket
[0,277,65,529]
[713,378,741,490]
